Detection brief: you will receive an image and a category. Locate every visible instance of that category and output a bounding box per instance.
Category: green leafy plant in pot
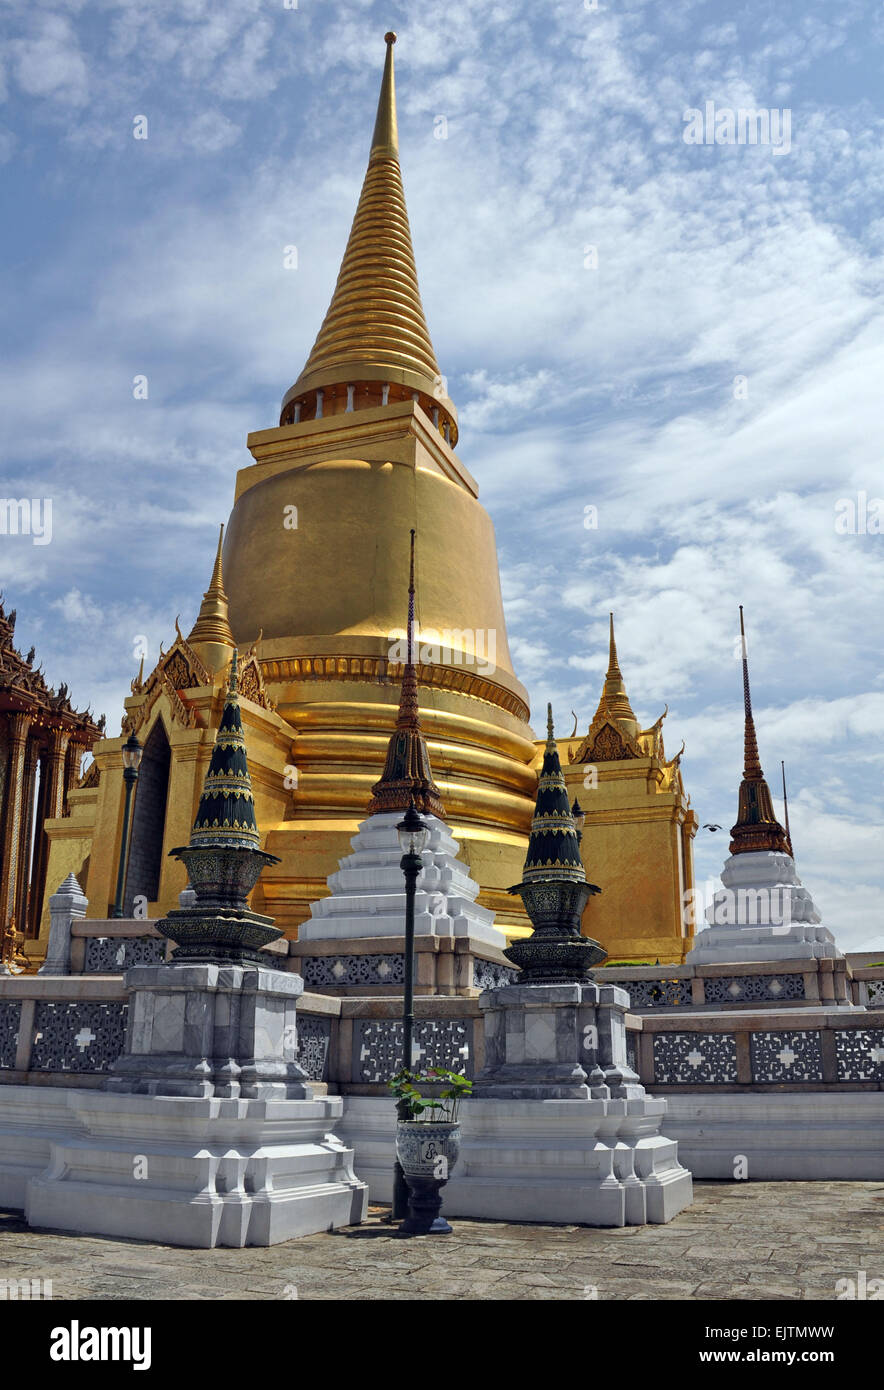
[388,1067,472,1235]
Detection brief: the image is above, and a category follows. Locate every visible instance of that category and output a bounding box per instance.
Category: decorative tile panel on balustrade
[0,1003,20,1070]
[622,977,694,1009]
[30,1001,129,1074]
[473,960,519,992]
[596,956,857,1010]
[287,934,515,997]
[301,954,405,989]
[834,1028,884,1081]
[704,974,805,1004]
[84,938,167,974]
[353,1018,472,1083]
[653,1031,739,1084]
[69,920,168,975]
[644,1013,884,1090]
[296,1015,333,1082]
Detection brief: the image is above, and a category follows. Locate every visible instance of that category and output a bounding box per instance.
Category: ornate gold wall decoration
[238,654,274,711]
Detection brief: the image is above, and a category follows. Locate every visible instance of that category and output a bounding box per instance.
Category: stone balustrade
[287,932,517,997]
[58,917,880,1012]
[594,955,860,1010]
[2,971,881,1094]
[637,1007,884,1089]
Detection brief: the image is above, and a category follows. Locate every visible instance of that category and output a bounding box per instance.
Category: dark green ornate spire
[504,705,604,984]
[189,650,260,850]
[522,704,586,884]
[729,606,791,857]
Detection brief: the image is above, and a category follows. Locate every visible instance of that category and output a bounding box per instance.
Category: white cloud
[11,15,89,106]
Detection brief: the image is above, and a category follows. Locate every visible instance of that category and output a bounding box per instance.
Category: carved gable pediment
[570,718,640,765]
[123,668,200,736]
[163,649,193,690]
[162,631,209,692]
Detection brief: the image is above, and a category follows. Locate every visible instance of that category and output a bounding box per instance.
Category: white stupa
[300,810,503,947]
[687,610,839,965]
[299,531,504,951]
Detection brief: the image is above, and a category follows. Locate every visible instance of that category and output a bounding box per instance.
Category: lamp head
[121,731,143,772]
[397,800,429,855]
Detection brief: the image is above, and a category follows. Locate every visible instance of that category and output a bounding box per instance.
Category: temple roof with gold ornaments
[121,529,273,738]
[186,523,236,666]
[0,595,103,739]
[568,614,684,781]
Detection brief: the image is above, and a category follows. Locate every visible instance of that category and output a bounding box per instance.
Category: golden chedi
[37,34,536,944]
[35,37,696,965]
[221,33,537,935]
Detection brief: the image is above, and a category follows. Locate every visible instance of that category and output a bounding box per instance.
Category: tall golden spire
[592,613,639,730]
[186,524,236,672]
[729,607,791,856]
[367,529,445,817]
[279,33,458,443]
[370,29,399,159]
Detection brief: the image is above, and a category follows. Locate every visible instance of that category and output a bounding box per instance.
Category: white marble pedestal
[438,980,693,1225]
[445,1095,692,1226]
[21,958,369,1246]
[26,1090,367,1248]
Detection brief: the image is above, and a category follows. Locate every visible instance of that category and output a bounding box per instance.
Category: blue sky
[2,0,883,949]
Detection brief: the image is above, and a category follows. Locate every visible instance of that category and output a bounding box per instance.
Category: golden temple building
[563,617,697,962]
[32,34,694,967]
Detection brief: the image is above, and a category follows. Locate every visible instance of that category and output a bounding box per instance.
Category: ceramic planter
[395,1121,461,1234]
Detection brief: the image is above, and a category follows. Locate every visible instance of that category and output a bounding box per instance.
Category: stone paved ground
[1,1182,882,1300]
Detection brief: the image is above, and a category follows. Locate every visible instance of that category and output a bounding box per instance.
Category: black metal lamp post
[112,732,143,919]
[390,799,430,1220]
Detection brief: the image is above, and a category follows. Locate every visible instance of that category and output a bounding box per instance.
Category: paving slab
[1,1182,882,1301]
